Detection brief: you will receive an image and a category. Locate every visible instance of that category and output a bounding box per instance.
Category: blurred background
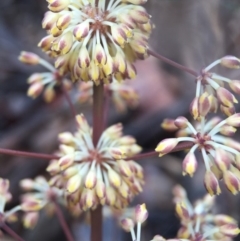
[1,0,240,240]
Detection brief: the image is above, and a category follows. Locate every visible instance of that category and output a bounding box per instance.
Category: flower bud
[229,80,240,94]
[21,199,43,212]
[204,171,221,196]
[175,203,190,220]
[129,6,149,24]
[105,186,116,205]
[95,179,106,199]
[85,170,97,189]
[209,95,218,113]
[102,54,114,76]
[38,35,55,52]
[42,11,59,30]
[89,61,100,83]
[78,46,90,69]
[126,62,137,79]
[226,113,240,127]
[190,97,199,120]
[58,153,74,170]
[58,132,74,144]
[219,224,240,237]
[52,31,73,55]
[66,174,81,193]
[73,21,89,40]
[182,152,198,177]
[20,179,34,191]
[62,166,78,179]
[150,235,166,241]
[155,138,179,156]
[44,86,56,102]
[27,82,44,98]
[214,215,238,226]
[174,116,188,129]
[48,0,70,12]
[111,25,127,47]
[161,119,178,131]
[23,212,39,229]
[135,203,148,223]
[120,218,134,232]
[220,56,240,69]
[19,51,40,65]
[94,43,107,65]
[216,87,238,108]
[199,92,211,117]
[220,105,235,116]
[56,13,71,30]
[114,52,126,73]
[117,160,132,177]
[223,170,240,195]
[219,125,236,136]
[108,169,122,188]
[214,149,231,171]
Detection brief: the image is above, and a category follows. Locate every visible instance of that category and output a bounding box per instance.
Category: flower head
[158,114,240,195]
[19,51,71,102]
[47,114,143,211]
[173,185,240,241]
[194,56,240,117]
[39,0,152,84]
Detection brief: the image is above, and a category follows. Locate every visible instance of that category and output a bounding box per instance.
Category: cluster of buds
[120,203,148,241]
[46,114,143,211]
[193,56,240,118]
[39,0,152,84]
[20,176,65,228]
[157,114,240,195]
[0,178,21,227]
[77,79,138,112]
[173,185,240,241]
[19,51,71,102]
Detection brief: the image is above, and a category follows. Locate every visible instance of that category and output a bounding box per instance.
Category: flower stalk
[1,222,26,241]
[91,84,105,241]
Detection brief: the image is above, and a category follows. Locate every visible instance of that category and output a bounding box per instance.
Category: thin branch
[53,201,75,241]
[62,86,77,118]
[1,222,26,241]
[148,49,198,77]
[0,148,58,160]
[126,142,194,161]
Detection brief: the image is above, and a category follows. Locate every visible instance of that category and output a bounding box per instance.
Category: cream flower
[39,0,152,84]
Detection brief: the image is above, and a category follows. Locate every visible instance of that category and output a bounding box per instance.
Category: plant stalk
[1,223,25,241]
[148,49,198,77]
[91,84,104,241]
[0,148,57,160]
[53,201,75,241]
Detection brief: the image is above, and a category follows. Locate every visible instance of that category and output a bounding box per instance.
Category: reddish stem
[148,49,198,77]
[62,86,77,118]
[91,84,104,241]
[1,223,25,241]
[53,201,75,241]
[126,142,194,161]
[0,148,57,160]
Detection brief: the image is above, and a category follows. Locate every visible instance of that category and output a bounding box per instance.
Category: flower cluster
[193,56,240,118]
[19,51,71,102]
[77,79,138,112]
[0,178,21,225]
[173,185,240,241]
[20,176,65,228]
[157,114,240,195]
[121,186,240,241]
[39,0,152,84]
[46,114,143,211]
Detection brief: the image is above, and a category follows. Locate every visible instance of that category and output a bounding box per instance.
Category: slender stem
[0,148,57,160]
[91,84,104,241]
[148,49,198,77]
[62,86,77,118]
[103,88,110,129]
[1,222,25,241]
[53,201,75,241]
[126,142,194,161]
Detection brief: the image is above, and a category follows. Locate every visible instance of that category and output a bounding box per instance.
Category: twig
[148,49,198,77]
[1,222,25,241]
[0,148,57,160]
[53,201,75,241]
